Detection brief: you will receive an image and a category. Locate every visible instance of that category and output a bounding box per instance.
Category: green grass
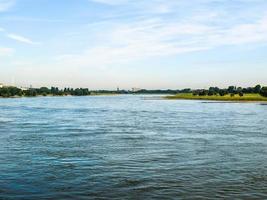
[166,93,267,102]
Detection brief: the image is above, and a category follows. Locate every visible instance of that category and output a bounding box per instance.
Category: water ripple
[0,95,267,199]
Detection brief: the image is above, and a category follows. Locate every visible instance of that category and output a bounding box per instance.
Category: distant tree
[24,89,37,97]
[51,87,59,95]
[180,88,191,93]
[208,87,216,96]
[192,91,199,96]
[9,87,22,96]
[38,87,50,96]
[243,87,253,94]
[199,90,208,96]
[228,86,236,94]
[82,88,90,95]
[208,90,214,96]
[0,87,22,97]
[0,88,11,97]
[219,89,227,96]
[74,88,83,96]
[260,87,267,97]
[230,93,235,97]
[254,85,261,94]
[237,87,243,93]
[239,92,244,97]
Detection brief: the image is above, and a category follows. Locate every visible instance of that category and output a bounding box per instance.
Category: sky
[0,0,267,89]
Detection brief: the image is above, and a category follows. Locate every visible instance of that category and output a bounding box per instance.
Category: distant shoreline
[165,93,267,102]
[1,85,267,99]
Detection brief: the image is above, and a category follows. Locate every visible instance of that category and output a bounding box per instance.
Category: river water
[0,95,267,199]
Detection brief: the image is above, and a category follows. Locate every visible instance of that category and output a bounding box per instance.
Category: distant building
[20,87,29,91]
[0,83,3,88]
[132,88,142,92]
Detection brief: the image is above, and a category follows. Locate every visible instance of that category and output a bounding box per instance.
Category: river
[0,95,267,199]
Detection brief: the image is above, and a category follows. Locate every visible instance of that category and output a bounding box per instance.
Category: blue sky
[0,0,267,89]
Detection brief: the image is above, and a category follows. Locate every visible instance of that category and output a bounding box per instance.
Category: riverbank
[165,93,267,102]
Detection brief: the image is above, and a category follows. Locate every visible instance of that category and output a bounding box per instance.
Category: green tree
[254,85,261,93]
[219,89,228,96]
[260,87,267,97]
[199,90,208,96]
[228,86,236,94]
[24,89,37,97]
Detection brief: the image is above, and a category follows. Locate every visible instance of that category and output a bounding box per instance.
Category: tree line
[127,85,267,97]
[192,85,267,97]
[0,87,90,97]
[0,85,267,98]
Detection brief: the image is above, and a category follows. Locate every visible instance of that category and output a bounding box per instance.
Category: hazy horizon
[1,0,267,89]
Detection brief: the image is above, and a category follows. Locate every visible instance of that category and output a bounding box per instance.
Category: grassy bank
[166,93,267,102]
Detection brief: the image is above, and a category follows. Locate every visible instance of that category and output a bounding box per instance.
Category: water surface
[0,95,267,199]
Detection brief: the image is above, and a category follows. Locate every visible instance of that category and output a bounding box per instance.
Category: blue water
[0,95,267,199]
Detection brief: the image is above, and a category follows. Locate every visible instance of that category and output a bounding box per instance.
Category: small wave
[0,118,13,123]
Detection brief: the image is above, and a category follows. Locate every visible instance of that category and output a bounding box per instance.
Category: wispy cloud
[1,0,267,88]
[7,33,40,45]
[0,0,15,12]
[58,12,267,68]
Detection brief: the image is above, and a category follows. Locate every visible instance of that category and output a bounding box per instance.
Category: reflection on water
[0,95,267,199]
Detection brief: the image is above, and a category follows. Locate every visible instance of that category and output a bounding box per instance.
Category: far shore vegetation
[0,84,267,101]
[0,86,201,98]
[166,85,267,101]
[166,93,267,101]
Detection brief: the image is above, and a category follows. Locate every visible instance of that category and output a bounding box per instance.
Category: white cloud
[57,13,267,68]
[7,33,40,45]
[222,18,267,44]
[0,0,15,12]
[0,47,14,56]
[57,20,212,67]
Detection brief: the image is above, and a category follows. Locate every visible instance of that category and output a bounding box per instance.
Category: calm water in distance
[0,95,267,200]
